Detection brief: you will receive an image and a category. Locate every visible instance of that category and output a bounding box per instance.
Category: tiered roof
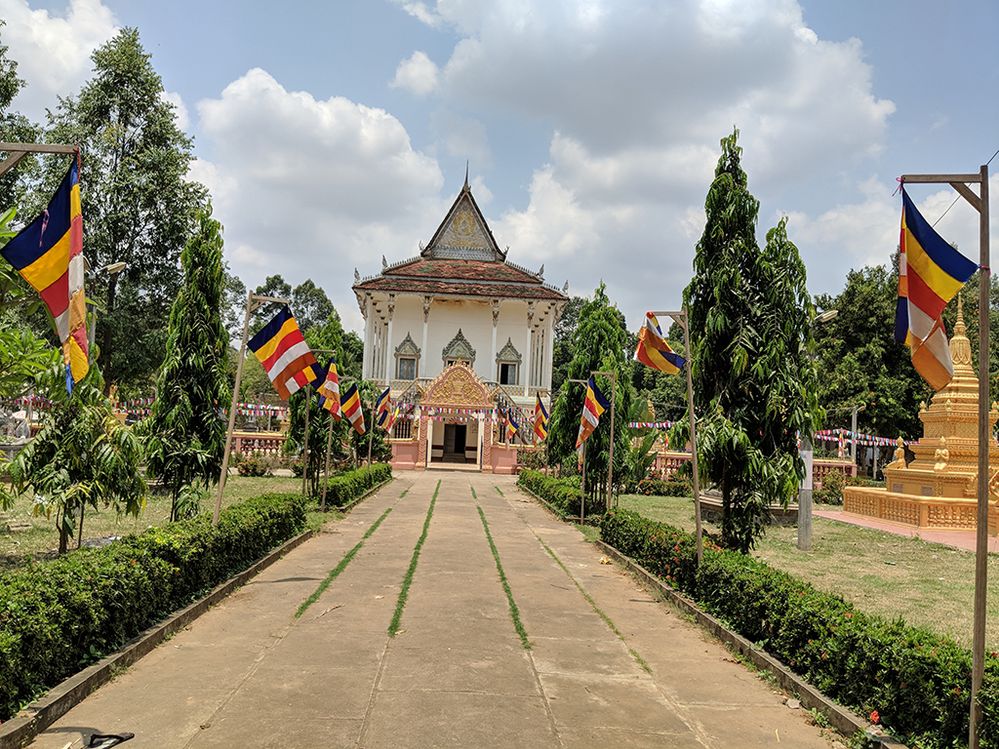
[353,180,567,303]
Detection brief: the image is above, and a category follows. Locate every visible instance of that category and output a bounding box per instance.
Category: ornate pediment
[423,362,492,407]
[442,328,476,364]
[423,182,504,261]
[496,337,521,364]
[395,332,421,358]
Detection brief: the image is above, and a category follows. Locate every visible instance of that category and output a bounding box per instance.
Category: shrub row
[632,477,693,497]
[0,492,306,722]
[601,509,996,749]
[321,463,392,508]
[517,469,604,520]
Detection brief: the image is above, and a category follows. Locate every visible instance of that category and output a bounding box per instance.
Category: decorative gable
[423,182,504,261]
[496,338,521,364]
[422,362,491,407]
[395,332,421,358]
[442,328,476,364]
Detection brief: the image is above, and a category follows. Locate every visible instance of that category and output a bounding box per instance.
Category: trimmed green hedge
[518,469,604,520]
[322,463,391,508]
[0,492,306,722]
[601,509,995,749]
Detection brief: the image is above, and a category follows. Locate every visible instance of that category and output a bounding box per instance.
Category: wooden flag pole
[301,383,312,496]
[214,293,290,526]
[321,413,334,512]
[367,394,376,465]
[592,370,618,513]
[568,378,590,522]
[900,168,989,748]
[651,309,703,564]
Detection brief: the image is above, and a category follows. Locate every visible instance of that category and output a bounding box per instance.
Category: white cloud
[194,68,447,331]
[390,50,440,96]
[396,0,896,326]
[0,0,118,119]
[160,90,189,131]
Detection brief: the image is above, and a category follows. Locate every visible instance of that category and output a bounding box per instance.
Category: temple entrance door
[443,424,467,463]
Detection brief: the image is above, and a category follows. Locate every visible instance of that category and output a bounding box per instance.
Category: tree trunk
[101,275,119,395]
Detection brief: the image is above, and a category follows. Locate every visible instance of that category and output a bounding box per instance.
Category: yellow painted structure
[843,300,999,532]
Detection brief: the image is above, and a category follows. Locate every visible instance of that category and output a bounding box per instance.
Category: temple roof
[353,179,568,303]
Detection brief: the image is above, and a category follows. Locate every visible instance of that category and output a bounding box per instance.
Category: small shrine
[844,299,999,532]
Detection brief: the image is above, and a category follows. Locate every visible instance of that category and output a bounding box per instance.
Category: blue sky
[5,0,998,331]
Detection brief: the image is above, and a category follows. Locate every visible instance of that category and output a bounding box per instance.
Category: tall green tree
[546,283,633,504]
[683,131,820,552]
[551,296,585,395]
[145,205,231,520]
[43,28,206,391]
[0,364,144,553]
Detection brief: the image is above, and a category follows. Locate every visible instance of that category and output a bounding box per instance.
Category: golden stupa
[844,298,999,532]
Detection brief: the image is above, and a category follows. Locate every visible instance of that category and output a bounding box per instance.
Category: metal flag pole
[650,309,703,564]
[900,167,989,748]
[301,383,312,496]
[591,370,618,512]
[568,377,590,523]
[214,293,290,525]
[367,393,376,465]
[321,413,334,511]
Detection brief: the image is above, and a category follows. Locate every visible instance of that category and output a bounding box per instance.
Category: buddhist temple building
[352,177,568,472]
[844,299,999,532]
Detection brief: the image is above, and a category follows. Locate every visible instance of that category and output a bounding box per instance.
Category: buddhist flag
[316,356,341,418]
[375,387,391,429]
[634,312,685,375]
[341,383,366,435]
[895,190,977,390]
[247,306,318,400]
[506,409,519,442]
[533,394,549,441]
[385,404,400,433]
[1,160,88,391]
[575,376,610,449]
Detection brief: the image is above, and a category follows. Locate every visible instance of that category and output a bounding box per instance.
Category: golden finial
[955,294,967,336]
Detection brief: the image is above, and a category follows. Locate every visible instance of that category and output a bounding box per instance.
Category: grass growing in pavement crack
[388,479,441,636]
[494,485,504,496]
[477,504,530,649]
[295,506,393,619]
[470,485,478,499]
[399,487,410,498]
[538,537,652,674]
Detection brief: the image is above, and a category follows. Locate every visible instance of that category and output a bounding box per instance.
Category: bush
[321,463,391,508]
[635,477,692,497]
[814,469,845,505]
[517,469,604,520]
[236,451,274,477]
[600,509,995,749]
[0,492,306,721]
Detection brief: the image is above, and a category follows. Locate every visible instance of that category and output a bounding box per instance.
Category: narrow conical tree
[682,130,819,552]
[145,204,230,520]
[546,283,633,505]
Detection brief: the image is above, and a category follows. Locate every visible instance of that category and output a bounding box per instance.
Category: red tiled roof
[354,257,566,301]
[383,258,539,283]
[354,274,565,301]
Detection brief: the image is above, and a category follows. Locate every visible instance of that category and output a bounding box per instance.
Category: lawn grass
[0,475,302,569]
[617,493,999,650]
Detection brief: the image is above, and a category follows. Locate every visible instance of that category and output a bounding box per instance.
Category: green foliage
[551,295,585,395]
[682,130,820,552]
[321,463,392,508]
[633,477,692,497]
[0,22,42,213]
[43,28,207,390]
[0,365,144,552]
[814,469,845,506]
[0,491,305,721]
[517,469,603,520]
[601,509,996,748]
[145,205,231,520]
[235,452,275,478]
[546,283,633,504]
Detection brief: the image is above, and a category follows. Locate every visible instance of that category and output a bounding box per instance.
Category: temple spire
[463,160,469,190]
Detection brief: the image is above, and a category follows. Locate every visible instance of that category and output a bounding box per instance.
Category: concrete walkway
[31,474,837,748]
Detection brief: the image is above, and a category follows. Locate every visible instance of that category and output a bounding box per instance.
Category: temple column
[361,295,372,378]
[544,311,555,392]
[524,302,535,396]
[383,294,395,385]
[421,296,432,379]
[491,299,500,383]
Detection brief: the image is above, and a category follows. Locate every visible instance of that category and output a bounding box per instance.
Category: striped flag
[895,190,977,390]
[533,394,549,441]
[385,404,400,433]
[634,312,685,375]
[316,356,341,418]
[506,409,519,442]
[341,383,366,435]
[1,160,88,391]
[375,387,391,429]
[575,376,610,449]
[246,307,318,400]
